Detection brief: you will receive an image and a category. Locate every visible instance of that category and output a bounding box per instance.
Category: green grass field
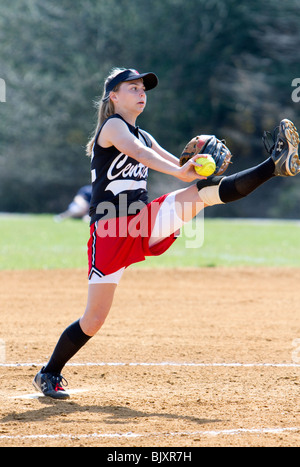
[0,214,300,270]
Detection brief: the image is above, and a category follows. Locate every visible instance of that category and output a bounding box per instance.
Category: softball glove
[179,134,232,176]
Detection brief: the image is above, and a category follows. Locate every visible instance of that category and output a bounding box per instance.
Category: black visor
[102,69,158,101]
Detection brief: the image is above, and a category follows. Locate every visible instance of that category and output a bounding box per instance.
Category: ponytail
[85,68,125,157]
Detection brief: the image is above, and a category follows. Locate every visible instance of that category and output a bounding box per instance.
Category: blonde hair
[86,68,126,157]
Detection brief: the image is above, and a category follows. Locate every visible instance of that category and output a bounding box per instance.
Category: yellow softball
[194,156,216,176]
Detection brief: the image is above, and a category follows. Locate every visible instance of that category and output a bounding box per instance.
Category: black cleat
[33,367,70,399]
[263,118,300,177]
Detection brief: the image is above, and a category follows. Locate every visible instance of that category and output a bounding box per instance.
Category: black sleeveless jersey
[89,114,152,225]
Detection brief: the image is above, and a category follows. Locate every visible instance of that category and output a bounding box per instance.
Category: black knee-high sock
[43,320,91,375]
[219,157,275,203]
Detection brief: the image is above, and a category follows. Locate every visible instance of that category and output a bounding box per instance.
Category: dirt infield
[0,267,299,447]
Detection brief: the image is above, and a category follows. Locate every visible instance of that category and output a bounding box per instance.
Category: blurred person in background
[54,185,92,222]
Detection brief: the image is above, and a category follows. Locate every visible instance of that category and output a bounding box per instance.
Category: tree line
[0,0,299,217]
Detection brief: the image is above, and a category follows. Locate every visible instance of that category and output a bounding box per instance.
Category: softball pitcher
[33,67,300,398]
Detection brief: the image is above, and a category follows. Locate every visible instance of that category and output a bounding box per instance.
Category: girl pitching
[34,67,299,398]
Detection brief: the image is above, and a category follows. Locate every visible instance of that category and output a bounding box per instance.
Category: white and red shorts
[87,192,184,284]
